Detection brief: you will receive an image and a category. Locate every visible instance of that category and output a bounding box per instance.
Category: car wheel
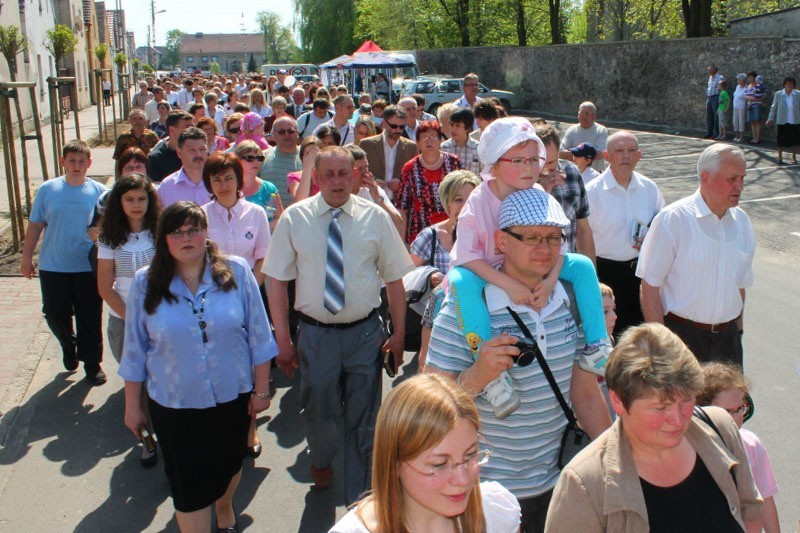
[500,99,511,113]
[428,103,441,116]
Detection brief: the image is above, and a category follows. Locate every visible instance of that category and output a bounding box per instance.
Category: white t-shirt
[97,231,156,318]
[329,481,520,533]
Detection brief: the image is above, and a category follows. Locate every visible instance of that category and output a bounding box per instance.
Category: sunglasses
[385,122,405,130]
[241,154,266,162]
[227,127,240,134]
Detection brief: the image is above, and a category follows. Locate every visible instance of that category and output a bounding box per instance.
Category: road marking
[645,152,705,160]
[791,232,800,239]
[740,194,800,204]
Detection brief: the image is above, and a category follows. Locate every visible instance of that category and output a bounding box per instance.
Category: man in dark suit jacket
[286,87,312,120]
[358,105,418,199]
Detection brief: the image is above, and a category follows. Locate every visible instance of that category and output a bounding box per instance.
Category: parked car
[400,77,518,114]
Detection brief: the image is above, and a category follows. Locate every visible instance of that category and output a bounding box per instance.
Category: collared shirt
[636,190,755,323]
[119,256,278,409]
[586,169,665,261]
[144,98,163,124]
[313,119,354,146]
[259,147,301,206]
[131,91,153,110]
[545,407,763,532]
[203,198,270,269]
[560,123,609,171]
[175,88,193,110]
[427,282,581,498]
[454,94,484,130]
[581,166,600,184]
[550,160,590,253]
[165,91,179,107]
[441,137,483,175]
[157,168,214,208]
[708,72,724,97]
[206,105,227,135]
[263,194,413,323]
[382,131,399,184]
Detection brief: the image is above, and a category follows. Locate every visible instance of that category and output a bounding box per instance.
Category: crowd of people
[19,67,783,532]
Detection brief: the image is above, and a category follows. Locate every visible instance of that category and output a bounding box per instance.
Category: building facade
[179,33,265,74]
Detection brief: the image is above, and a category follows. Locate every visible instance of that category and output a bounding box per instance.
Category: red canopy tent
[353,41,383,53]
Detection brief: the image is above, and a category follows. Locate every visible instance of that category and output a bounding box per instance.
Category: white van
[261,64,319,78]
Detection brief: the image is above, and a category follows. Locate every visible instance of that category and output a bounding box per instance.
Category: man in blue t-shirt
[21,139,109,385]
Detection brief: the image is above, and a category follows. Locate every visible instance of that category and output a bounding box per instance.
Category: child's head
[718,79,728,91]
[477,117,545,186]
[599,283,616,337]
[60,139,92,180]
[696,362,749,428]
[569,143,597,172]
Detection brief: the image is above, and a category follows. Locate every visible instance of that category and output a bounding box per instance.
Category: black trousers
[39,270,103,367]
[664,314,743,366]
[596,257,643,338]
[518,490,553,533]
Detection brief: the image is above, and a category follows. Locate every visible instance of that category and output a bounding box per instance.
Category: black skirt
[148,393,250,512]
[777,123,800,148]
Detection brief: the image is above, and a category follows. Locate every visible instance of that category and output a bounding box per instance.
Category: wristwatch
[254,391,270,400]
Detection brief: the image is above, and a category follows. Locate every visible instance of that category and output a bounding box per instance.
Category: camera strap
[505,307,577,425]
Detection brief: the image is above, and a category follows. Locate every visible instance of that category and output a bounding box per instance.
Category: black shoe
[247,443,262,458]
[216,505,239,533]
[62,344,78,372]
[85,365,107,386]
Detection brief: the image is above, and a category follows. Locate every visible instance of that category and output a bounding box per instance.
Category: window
[415,81,434,94]
[211,56,218,62]
[442,80,461,94]
[186,57,195,63]
[202,56,208,62]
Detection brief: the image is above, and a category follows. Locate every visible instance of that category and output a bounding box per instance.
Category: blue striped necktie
[324,208,345,314]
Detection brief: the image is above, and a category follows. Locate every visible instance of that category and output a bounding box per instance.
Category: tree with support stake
[44,24,78,70]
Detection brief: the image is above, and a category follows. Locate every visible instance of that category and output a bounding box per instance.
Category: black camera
[512,341,541,367]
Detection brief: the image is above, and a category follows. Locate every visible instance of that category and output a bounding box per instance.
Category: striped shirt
[441,137,483,176]
[259,147,301,206]
[97,231,156,318]
[707,72,724,97]
[427,282,581,499]
[636,190,755,324]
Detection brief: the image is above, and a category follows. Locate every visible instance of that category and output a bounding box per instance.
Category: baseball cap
[359,104,373,114]
[569,143,597,161]
[498,188,569,230]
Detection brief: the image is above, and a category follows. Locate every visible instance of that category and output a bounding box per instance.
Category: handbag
[398,227,440,351]
[506,307,590,469]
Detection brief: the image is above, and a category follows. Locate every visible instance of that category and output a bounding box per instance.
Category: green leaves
[164,29,182,70]
[44,24,78,67]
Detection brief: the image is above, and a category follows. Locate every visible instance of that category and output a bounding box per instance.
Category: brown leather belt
[665,312,736,333]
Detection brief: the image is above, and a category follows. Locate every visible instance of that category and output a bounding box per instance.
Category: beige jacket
[545,406,762,532]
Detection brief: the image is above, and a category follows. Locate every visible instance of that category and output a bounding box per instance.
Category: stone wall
[730,7,800,38]
[415,38,800,137]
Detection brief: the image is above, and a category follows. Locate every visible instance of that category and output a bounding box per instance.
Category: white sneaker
[579,339,612,376]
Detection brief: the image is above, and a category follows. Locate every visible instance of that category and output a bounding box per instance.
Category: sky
[120,0,297,47]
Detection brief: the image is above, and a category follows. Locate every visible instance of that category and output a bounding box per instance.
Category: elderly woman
[732,74,748,143]
[331,374,520,533]
[197,117,230,154]
[264,96,288,140]
[545,323,763,533]
[120,202,277,532]
[395,120,461,244]
[765,76,800,165]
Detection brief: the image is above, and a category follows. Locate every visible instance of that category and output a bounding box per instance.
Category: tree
[436,0,471,47]
[113,52,127,72]
[682,0,713,37]
[94,43,108,68]
[295,0,357,62]
[44,24,78,70]
[142,63,154,73]
[247,54,257,73]
[164,29,182,70]
[0,25,27,80]
[257,11,302,63]
[209,61,221,75]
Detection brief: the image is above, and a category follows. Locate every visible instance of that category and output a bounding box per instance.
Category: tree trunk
[549,0,562,44]
[516,0,527,46]
[682,0,712,37]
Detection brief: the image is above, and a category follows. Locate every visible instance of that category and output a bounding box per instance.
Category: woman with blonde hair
[330,374,520,533]
[250,88,272,119]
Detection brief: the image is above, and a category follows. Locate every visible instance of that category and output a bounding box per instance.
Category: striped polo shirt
[427,282,581,499]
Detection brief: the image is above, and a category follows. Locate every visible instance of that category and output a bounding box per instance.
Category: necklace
[185,293,208,343]
[419,153,443,170]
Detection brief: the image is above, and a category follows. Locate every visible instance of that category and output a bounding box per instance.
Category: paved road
[0,120,798,531]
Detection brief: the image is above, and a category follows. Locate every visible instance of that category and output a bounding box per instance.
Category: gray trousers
[297,315,384,505]
[107,314,126,364]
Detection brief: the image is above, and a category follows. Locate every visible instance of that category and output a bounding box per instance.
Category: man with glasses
[535,124,596,263]
[425,187,611,532]
[455,72,484,130]
[585,131,664,336]
[260,115,301,206]
[358,105,418,200]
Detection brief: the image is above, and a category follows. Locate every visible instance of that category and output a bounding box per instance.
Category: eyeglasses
[404,449,491,481]
[241,154,266,162]
[463,83,479,87]
[502,228,564,247]
[274,128,297,135]
[167,227,205,239]
[497,156,545,168]
[724,404,749,416]
[418,134,441,142]
[385,122,405,130]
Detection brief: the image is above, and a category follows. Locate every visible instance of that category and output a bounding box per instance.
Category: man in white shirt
[144,86,166,125]
[164,80,179,107]
[637,143,753,365]
[357,106,418,200]
[204,92,227,135]
[175,79,194,110]
[313,94,356,146]
[559,102,609,171]
[454,72,484,110]
[346,145,402,232]
[585,131,665,336]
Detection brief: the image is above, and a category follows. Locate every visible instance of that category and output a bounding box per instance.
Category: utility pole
[240,12,246,74]
[150,0,155,68]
